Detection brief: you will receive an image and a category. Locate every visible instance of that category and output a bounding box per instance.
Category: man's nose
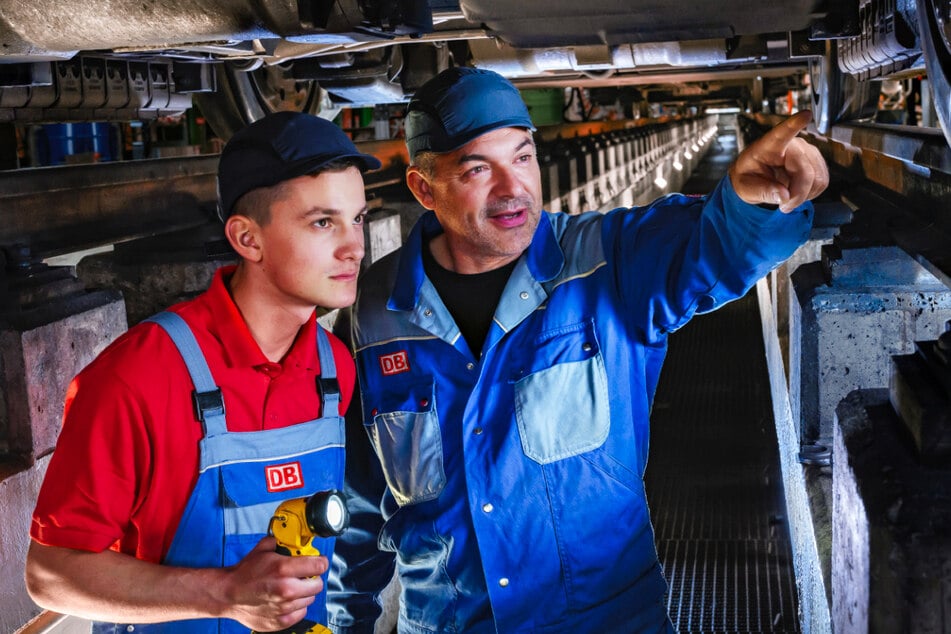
[339,225,365,261]
[492,165,523,198]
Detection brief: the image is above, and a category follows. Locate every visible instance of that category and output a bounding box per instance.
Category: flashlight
[251,490,350,634]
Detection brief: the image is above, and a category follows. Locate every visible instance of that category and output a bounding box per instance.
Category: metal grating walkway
[644,127,800,633]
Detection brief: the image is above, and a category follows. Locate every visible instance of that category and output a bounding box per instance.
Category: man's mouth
[489,208,526,227]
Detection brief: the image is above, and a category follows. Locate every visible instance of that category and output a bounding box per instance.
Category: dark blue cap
[405,67,536,162]
[217,111,382,219]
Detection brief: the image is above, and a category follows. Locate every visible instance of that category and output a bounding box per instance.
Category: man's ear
[406,167,436,210]
[224,214,262,262]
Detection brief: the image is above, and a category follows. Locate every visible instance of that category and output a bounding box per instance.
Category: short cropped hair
[232,157,364,225]
[411,151,438,179]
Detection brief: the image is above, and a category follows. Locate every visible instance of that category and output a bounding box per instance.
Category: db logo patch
[379,350,411,376]
[265,461,304,492]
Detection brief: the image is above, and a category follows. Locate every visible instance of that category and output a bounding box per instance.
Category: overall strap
[315,325,340,417]
[145,311,227,437]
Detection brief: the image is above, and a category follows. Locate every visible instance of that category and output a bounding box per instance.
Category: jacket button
[499,577,510,587]
[473,426,483,435]
[482,503,494,513]
[370,408,378,416]
[424,308,433,317]
[419,398,429,407]
[466,362,475,371]
[519,291,529,300]
[582,342,592,352]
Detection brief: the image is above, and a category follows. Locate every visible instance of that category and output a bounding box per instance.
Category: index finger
[758,110,813,153]
[285,553,329,576]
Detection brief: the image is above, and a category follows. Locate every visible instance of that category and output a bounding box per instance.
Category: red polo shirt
[31,266,355,563]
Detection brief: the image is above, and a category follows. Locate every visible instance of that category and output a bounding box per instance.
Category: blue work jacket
[328,178,813,633]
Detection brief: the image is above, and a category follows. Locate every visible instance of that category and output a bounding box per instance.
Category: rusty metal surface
[0,124,644,261]
[794,122,951,289]
[460,0,822,47]
[0,140,411,261]
[0,155,220,259]
[0,0,301,59]
[1,118,948,270]
[807,122,951,212]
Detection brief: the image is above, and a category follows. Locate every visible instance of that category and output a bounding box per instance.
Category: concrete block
[0,457,48,633]
[364,208,401,267]
[78,255,231,326]
[0,456,96,633]
[773,201,852,348]
[833,388,951,633]
[1,298,126,461]
[790,247,951,446]
[822,245,945,287]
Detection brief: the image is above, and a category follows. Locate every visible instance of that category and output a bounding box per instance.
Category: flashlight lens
[305,490,350,537]
[327,497,345,531]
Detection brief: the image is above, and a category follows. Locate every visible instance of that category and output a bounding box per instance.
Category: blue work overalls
[93,311,345,633]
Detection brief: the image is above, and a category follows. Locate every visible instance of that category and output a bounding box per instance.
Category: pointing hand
[729,110,830,213]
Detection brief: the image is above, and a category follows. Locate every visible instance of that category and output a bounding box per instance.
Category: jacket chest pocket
[514,320,611,464]
[364,378,446,506]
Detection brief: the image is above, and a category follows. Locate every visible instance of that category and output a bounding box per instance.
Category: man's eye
[314,218,331,228]
[467,165,487,176]
[354,213,367,226]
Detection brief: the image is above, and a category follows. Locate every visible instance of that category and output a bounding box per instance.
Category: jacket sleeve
[606,175,813,343]
[327,310,397,634]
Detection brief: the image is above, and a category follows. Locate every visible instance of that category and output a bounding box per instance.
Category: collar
[197,265,318,370]
[387,210,565,312]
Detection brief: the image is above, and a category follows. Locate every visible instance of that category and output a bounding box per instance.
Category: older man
[329,67,827,633]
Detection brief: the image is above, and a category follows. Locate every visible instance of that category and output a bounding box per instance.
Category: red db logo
[265,462,304,492]
[379,350,410,376]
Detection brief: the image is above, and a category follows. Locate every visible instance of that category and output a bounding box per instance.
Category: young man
[327,68,828,633]
[25,111,380,633]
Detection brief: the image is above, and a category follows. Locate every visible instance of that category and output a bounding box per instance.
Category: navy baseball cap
[404,67,536,162]
[217,111,382,220]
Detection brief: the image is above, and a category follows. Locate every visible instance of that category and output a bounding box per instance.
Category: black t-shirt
[422,239,517,357]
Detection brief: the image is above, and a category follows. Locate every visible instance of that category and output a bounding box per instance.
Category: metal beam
[0,156,219,260]
[0,144,409,261]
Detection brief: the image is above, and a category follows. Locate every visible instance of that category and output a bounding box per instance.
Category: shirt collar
[388,211,564,312]
[199,265,318,370]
